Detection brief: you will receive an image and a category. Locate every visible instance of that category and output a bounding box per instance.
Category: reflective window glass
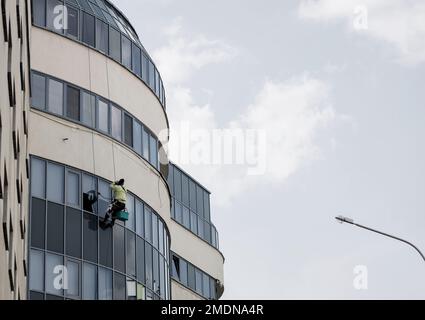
[195,269,203,295]
[46,253,63,296]
[136,237,145,283]
[126,231,136,278]
[182,207,190,229]
[109,27,121,62]
[82,174,96,213]
[124,113,133,147]
[98,267,112,300]
[113,273,126,300]
[121,35,131,69]
[82,12,95,47]
[66,170,80,207]
[81,92,96,128]
[135,200,144,237]
[47,162,64,203]
[48,78,63,116]
[83,263,97,300]
[133,120,142,156]
[97,99,109,133]
[31,198,46,249]
[111,104,122,140]
[149,135,157,168]
[152,214,158,249]
[113,225,125,273]
[31,158,46,198]
[142,127,149,160]
[145,243,153,289]
[29,250,44,291]
[83,213,98,263]
[46,0,64,33]
[66,260,80,298]
[144,207,152,243]
[96,19,108,54]
[32,0,46,27]
[132,43,141,77]
[180,259,188,286]
[67,6,79,38]
[99,224,112,268]
[31,73,46,110]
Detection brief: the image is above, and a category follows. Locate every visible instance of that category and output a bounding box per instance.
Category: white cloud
[153,18,238,85]
[155,19,340,206]
[298,0,425,65]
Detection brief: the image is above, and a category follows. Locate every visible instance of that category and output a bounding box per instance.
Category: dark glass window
[83,213,98,263]
[182,207,190,229]
[136,236,145,283]
[153,250,159,295]
[109,27,121,62]
[168,165,174,195]
[31,198,46,249]
[132,43,141,77]
[126,194,135,231]
[189,180,196,211]
[96,19,108,54]
[155,70,160,96]
[124,113,133,147]
[187,264,195,291]
[158,220,164,255]
[113,273,126,300]
[195,269,203,295]
[141,53,148,83]
[46,0,63,33]
[135,200,144,237]
[190,211,198,235]
[133,120,142,156]
[66,85,80,122]
[66,260,81,298]
[198,218,204,239]
[66,6,79,38]
[113,225,125,273]
[66,208,82,258]
[142,127,149,160]
[145,243,153,289]
[152,214,158,249]
[174,201,182,224]
[204,192,211,222]
[173,168,182,202]
[82,12,95,47]
[204,221,212,243]
[98,267,112,300]
[31,73,46,110]
[172,255,180,280]
[48,78,63,116]
[99,225,112,268]
[81,92,96,128]
[144,207,152,243]
[126,231,136,278]
[180,259,188,286]
[29,291,44,300]
[31,158,46,199]
[97,179,110,218]
[210,278,216,300]
[182,174,189,207]
[159,256,165,299]
[47,202,64,254]
[196,185,204,218]
[32,0,46,27]
[148,61,155,90]
[121,35,131,69]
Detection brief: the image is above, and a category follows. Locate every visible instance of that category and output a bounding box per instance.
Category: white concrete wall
[171,280,204,300]
[0,0,31,300]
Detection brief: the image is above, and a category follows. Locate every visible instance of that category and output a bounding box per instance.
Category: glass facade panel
[46,0,63,33]
[82,12,95,47]
[113,273,126,300]
[31,73,46,110]
[83,263,97,300]
[33,0,46,27]
[67,6,79,38]
[31,158,45,199]
[114,226,125,273]
[124,113,133,147]
[133,120,142,156]
[121,35,132,69]
[66,208,82,258]
[83,213,98,263]
[45,253,63,296]
[66,171,80,207]
[47,202,64,254]
[47,163,64,203]
[109,27,121,62]
[81,92,96,128]
[97,99,109,133]
[111,104,122,140]
[29,250,44,291]
[48,78,63,116]
[96,19,108,54]
[31,198,46,249]
[98,267,112,300]
[126,231,136,278]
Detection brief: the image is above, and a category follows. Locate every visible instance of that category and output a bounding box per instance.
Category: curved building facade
[0,0,224,300]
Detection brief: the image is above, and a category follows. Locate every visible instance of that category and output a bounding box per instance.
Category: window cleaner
[100,178,129,228]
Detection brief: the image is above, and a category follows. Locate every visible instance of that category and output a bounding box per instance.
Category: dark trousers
[104,200,125,223]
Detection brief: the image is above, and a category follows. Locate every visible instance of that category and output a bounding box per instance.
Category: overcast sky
[112,0,425,299]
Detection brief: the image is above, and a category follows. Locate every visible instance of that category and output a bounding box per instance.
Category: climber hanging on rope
[101,178,128,228]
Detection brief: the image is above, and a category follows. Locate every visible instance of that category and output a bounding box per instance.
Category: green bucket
[113,210,129,222]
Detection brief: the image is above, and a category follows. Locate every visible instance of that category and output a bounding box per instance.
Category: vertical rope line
[87,48,97,174]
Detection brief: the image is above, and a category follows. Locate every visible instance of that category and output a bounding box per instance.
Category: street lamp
[335,215,425,263]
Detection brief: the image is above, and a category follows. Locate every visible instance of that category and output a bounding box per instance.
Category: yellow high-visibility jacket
[110,183,127,204]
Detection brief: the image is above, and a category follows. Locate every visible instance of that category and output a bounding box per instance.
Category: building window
[180,259,188,287]
[113,273,126,300]
[173,168,182,202]
[190,211,198,235]
[83,263,97,300]
[124,113,133,147]
[97,99,109,133]
[29,250,44,292]
[46,0,63,33]
[144,207,152,243]
[47,202,64,254]
[182,175,189,207]
[31,158,46,198]
[32,0,46,27]
[47,78,63,116]
[82,12,95,47]
[187,264,195,291]
[66,170,80,208]
[145,243,153,290]
[132,43,141,77]
[133,120,142,156]
[109,27,121,62]
[66,6,79,39]
[111,104,122,141]
[96,19,108,54]
[99,224,112,268]
[31,73,46,110]
[66,208,81,258]
[66,85,80,121]
[46,162,64,203]
[83,213,98,263]
[113,225,125,273]
[98,267,112,300]
[148,60,155,90]
[142,127,150,161]
[126,231,136,278]
[135,200,144,237]
[136,236,145,283]
[81,91,96,128]
[121,35,131,69]
[45,253,63,296]
[182,207,190,230]
[66,260,81,298]
[31,198,46,249]
[141,53,148,83]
